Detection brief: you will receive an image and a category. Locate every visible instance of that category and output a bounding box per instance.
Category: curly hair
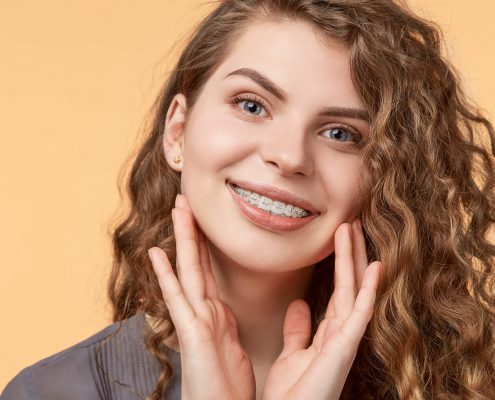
[105,0,495,398]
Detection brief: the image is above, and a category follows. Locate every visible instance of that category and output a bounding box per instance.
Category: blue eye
[242,101,263,115]
[232,94,268,117]
[322,126,360,144]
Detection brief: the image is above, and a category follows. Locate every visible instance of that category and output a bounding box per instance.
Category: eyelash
[230,94,363,146]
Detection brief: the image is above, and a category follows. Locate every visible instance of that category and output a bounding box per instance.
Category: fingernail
[171,208,176,223]
[147,248,155,263]
[355,218,361,230]
[176,193,188,209]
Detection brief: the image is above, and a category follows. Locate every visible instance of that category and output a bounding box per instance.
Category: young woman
[2,0,494,399]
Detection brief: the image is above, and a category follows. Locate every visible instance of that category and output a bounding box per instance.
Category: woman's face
[164,19,369,272]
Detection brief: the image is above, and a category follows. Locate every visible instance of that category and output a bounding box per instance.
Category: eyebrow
[224,67,369,122]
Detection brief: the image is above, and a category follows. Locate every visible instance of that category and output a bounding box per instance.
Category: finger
[175,194,199,245]
[325,223,356,321]
[197,226,219,299]
[148,247,196,332]
[341,261,381,344]
[173,207,206,303]
[176,194,219,300]
[352,218,368,290]
[279,299,312,359]
[325,269,336,320]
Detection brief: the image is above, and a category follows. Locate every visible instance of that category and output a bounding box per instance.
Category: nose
[259,122,314,177]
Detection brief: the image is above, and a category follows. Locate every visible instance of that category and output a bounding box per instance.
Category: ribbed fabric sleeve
[90,312,182,400]
[1,313,182,400]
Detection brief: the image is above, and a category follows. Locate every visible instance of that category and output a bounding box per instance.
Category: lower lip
[226,182,318,232]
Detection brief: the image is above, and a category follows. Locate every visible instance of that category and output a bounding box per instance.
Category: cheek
[185,109,259,167]
[320,156,362,216]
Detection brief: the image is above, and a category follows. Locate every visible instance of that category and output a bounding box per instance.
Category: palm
[261,310,361,400]
[262,338,315,399]
[148,195,255,400]
[184,296,256,399]
[262,223,381,400]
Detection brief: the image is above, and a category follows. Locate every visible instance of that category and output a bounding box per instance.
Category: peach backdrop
[1,0,494,389]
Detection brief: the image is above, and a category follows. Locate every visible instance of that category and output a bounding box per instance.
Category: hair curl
[106,0,495,398]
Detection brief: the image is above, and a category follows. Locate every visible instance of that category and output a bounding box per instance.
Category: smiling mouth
[229,183,313,218]
[226,181,318,232]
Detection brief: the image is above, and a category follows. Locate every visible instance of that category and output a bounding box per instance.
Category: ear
[163,93,188,172]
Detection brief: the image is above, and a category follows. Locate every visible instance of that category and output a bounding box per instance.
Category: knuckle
[164,288,182,304]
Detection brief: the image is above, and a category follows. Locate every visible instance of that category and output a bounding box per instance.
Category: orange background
[1,0,494,389]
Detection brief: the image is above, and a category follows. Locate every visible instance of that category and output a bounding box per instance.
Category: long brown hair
[106,0,495,398]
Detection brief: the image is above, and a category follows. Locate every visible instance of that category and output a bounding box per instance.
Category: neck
[207,240,315,366]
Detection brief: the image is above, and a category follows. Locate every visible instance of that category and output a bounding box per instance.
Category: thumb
[279,299,312,359]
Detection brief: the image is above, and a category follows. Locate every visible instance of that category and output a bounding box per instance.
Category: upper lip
[227,179,320,215]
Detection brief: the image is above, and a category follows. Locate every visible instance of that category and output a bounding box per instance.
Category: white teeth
[232,185,310,218]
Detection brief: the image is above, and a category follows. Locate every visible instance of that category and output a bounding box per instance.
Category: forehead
[209,19,363,108]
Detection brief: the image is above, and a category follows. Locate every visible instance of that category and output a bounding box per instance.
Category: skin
[149,19,381,399]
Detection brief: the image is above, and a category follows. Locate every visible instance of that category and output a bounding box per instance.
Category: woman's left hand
[261,220,381,400]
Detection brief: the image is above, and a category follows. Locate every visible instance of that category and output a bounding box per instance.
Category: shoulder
[1,314,140,400]
[0,366,37,400]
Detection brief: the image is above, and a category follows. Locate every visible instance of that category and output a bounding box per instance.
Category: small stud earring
[173,154,181,163]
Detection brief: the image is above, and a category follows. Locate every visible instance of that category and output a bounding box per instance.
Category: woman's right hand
[147,194,256,400]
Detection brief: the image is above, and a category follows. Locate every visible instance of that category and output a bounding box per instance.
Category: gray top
[1,312,182,399]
